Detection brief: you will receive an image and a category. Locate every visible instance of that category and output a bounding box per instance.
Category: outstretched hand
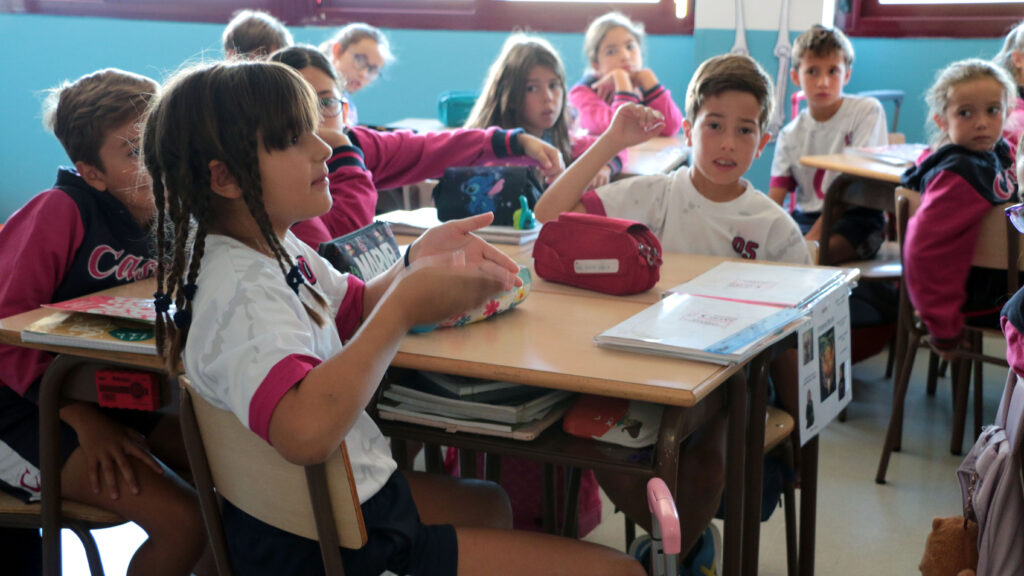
[408,212,523,287]
[519,134,566,180]
[607,103,665,149]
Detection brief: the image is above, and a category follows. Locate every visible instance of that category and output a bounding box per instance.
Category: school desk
[619,135,690,178]
[798,153,907,265]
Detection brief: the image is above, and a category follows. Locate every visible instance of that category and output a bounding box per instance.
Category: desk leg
[39,356,80,576]
[799,437,819,576]
[742,353,770,576]
[723,371,747,576]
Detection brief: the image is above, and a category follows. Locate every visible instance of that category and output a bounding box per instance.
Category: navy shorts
[793,207,885,259]
[0,385,163,503]
[222,470,458,576]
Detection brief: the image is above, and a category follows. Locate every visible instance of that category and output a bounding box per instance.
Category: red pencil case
[532,212,662,295]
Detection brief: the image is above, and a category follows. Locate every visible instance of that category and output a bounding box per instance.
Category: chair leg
[971,332,984,440]
[926,352,940,396]
[782,446,799,576]
[459,450,478,479]
[562,466,581,538]
[876,332,921,484]
[424,444,443,474]
[950,358,972,456]
[624,515,636,551]
[65,520,105,576]
[484,453,502,483]
[542,463,556,534]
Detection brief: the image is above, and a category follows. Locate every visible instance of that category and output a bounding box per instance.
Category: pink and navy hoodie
[568,73,683,137]
[290,126,531,248]
[0,168,156,399]
[902,139,1018,349]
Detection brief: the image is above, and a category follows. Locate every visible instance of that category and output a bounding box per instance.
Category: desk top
[620,136,690,177]
[799,153,906,184]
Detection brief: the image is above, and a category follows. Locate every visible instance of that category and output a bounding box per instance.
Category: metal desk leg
[742,352,771,576]
[799,437,819,576]
[723,371,747,576]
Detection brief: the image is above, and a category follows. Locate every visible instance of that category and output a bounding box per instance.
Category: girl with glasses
[901,58,1020,361]
[320,23,392,125]
[269,45,564,249]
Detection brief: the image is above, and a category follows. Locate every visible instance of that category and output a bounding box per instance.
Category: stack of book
[21,295,161,355]
[594,262,854,365]
[376,371,573,440]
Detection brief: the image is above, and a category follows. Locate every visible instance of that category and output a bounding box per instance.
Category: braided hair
[144,61,328,375]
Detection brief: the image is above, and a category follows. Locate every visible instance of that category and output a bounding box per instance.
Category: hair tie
[183,283,198,301]
[403,247,412,269]
[153,292,172,314]
[172,308,192,330]
[285,265,305,295]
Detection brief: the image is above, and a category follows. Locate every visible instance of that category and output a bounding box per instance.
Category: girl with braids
[269,44,564,248]
[145,60,643,576]
[465,33,625,191]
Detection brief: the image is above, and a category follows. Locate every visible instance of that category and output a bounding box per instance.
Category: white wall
[696,0,824,32]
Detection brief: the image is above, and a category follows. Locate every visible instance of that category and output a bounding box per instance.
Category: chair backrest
[179,380,366,575]
[971,202,1023,292]
[805,239,820,265]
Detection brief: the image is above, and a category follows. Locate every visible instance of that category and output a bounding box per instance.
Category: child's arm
[349,126,561,189]
[571,133,626,190]
[633,69,684,137]
[904,171,994,357]
[768,186,790,207]
[535,104,664,222]
[768,128,798,208]
[569,72,639,135]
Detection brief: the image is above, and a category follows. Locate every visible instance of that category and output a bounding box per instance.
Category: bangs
[247,63,319,150]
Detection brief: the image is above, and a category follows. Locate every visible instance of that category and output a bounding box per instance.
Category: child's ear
[1011,50,1023,75]
[842,65,852,86]
[682,119,694,147]
[209,160,242,199]
[932,113,948,134]
[790,68,801,89]
[74,161,108,192]
[754,132,772,158]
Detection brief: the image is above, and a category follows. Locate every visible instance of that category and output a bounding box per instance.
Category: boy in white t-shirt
[769,24,889,264]
[535,53,808,575]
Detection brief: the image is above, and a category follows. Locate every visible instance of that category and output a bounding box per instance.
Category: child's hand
[396,250,516,327]
[316,127,352,149]
[607,103,665,148]
[65,404,163,500]
[587,166,612,190]
[409,212,523,284]
[631,69,658,92]
[519,134,566,180]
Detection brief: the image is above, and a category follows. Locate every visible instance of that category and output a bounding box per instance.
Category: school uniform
[185,230,457,575]
[582,168,812,265]
[0,168,160,502]
[770,95,889,258]
[1001,288,1024,378]
[568,73,683,137]
[902,139,1019,350]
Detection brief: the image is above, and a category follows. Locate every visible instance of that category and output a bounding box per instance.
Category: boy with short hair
[535,53,807,575]
[769,24,889,264]
[0,69,207,575]
[222,9,293,59]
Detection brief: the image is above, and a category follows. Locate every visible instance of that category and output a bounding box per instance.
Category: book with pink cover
[44,295,169,324]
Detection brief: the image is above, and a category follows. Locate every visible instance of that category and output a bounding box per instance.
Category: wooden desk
[620,136,690,177]
[799,153,907,265]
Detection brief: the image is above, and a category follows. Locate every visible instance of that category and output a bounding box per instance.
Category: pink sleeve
[769,176,797,191]
[641,84,683,137]
[321,146,377,239]
[335,275,365,342]
[249,353,321,443]
[580,190,607,216]
[569,84,615,136]
[1002,316,1024,379]
[0,190,84,396]
[903,171,994,346]
[352,126,523,190]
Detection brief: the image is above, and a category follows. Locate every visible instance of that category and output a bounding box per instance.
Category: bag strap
[998,370,1024,454]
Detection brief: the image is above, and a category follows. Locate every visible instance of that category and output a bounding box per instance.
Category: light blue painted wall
[0,13,1006,221]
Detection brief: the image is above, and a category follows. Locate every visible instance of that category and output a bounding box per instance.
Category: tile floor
[57,340,1003,575]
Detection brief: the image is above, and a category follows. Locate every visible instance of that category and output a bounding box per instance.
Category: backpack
[956,369,1024,576]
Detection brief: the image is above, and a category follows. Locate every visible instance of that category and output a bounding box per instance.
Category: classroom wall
[0,7,1007,221]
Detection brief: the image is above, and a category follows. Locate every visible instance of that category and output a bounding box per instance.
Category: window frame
[9,0,695,35]
[835,0,1023,38]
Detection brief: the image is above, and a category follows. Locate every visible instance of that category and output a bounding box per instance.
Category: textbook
[594,293,804,365]
[663,262,849,309]
[44,294,165,324]
[376,397,571,441]
[410,371,547,404]
[22,311,157,355]
[375,208,541,245]
[381,383,572,425]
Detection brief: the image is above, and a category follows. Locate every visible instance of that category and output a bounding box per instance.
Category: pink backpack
[957,369,1024,576]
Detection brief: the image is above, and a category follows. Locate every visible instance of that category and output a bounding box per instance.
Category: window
[8,0,694,34]
[835,0,1024,37]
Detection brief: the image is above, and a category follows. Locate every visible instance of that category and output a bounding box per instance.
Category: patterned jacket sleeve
[641,84,683,137]
[351,125,525,190]
[903,170,994,347]
[569,84,620,135]
[0,191,83,397]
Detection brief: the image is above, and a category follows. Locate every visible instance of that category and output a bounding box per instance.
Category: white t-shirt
[770,95,889,214]
[183,232,396,503]
[585,168,811,265]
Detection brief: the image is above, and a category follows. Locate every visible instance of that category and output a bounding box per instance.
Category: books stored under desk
[376,398,571,441]
[22,311,157,355]
[381,383,571,425]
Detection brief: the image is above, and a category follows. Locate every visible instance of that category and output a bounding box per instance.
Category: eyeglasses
[318,96,349,121]
[1006,203,1024,234]
[352,53,381,78]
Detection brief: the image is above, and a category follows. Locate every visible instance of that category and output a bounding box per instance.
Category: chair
[179,380,366,575]
[876,187,1023,484]
[0,491,125,576]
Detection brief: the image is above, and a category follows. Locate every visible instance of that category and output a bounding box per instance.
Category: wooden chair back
[971,202,1023,291]
[179,379,366,575]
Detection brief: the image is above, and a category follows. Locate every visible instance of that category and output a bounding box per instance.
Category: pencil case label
[573,259,620,274]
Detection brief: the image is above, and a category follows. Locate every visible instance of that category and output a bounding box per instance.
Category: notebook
[375,208,540,245]
[22,311,157,355]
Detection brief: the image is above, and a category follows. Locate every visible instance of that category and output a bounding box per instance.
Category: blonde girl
[902,58,1019,359]
[466,33,623,189]
[569,11,683,137]
[145,60,642,576]
[320,23,393,124]
[994,19,1024,148]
